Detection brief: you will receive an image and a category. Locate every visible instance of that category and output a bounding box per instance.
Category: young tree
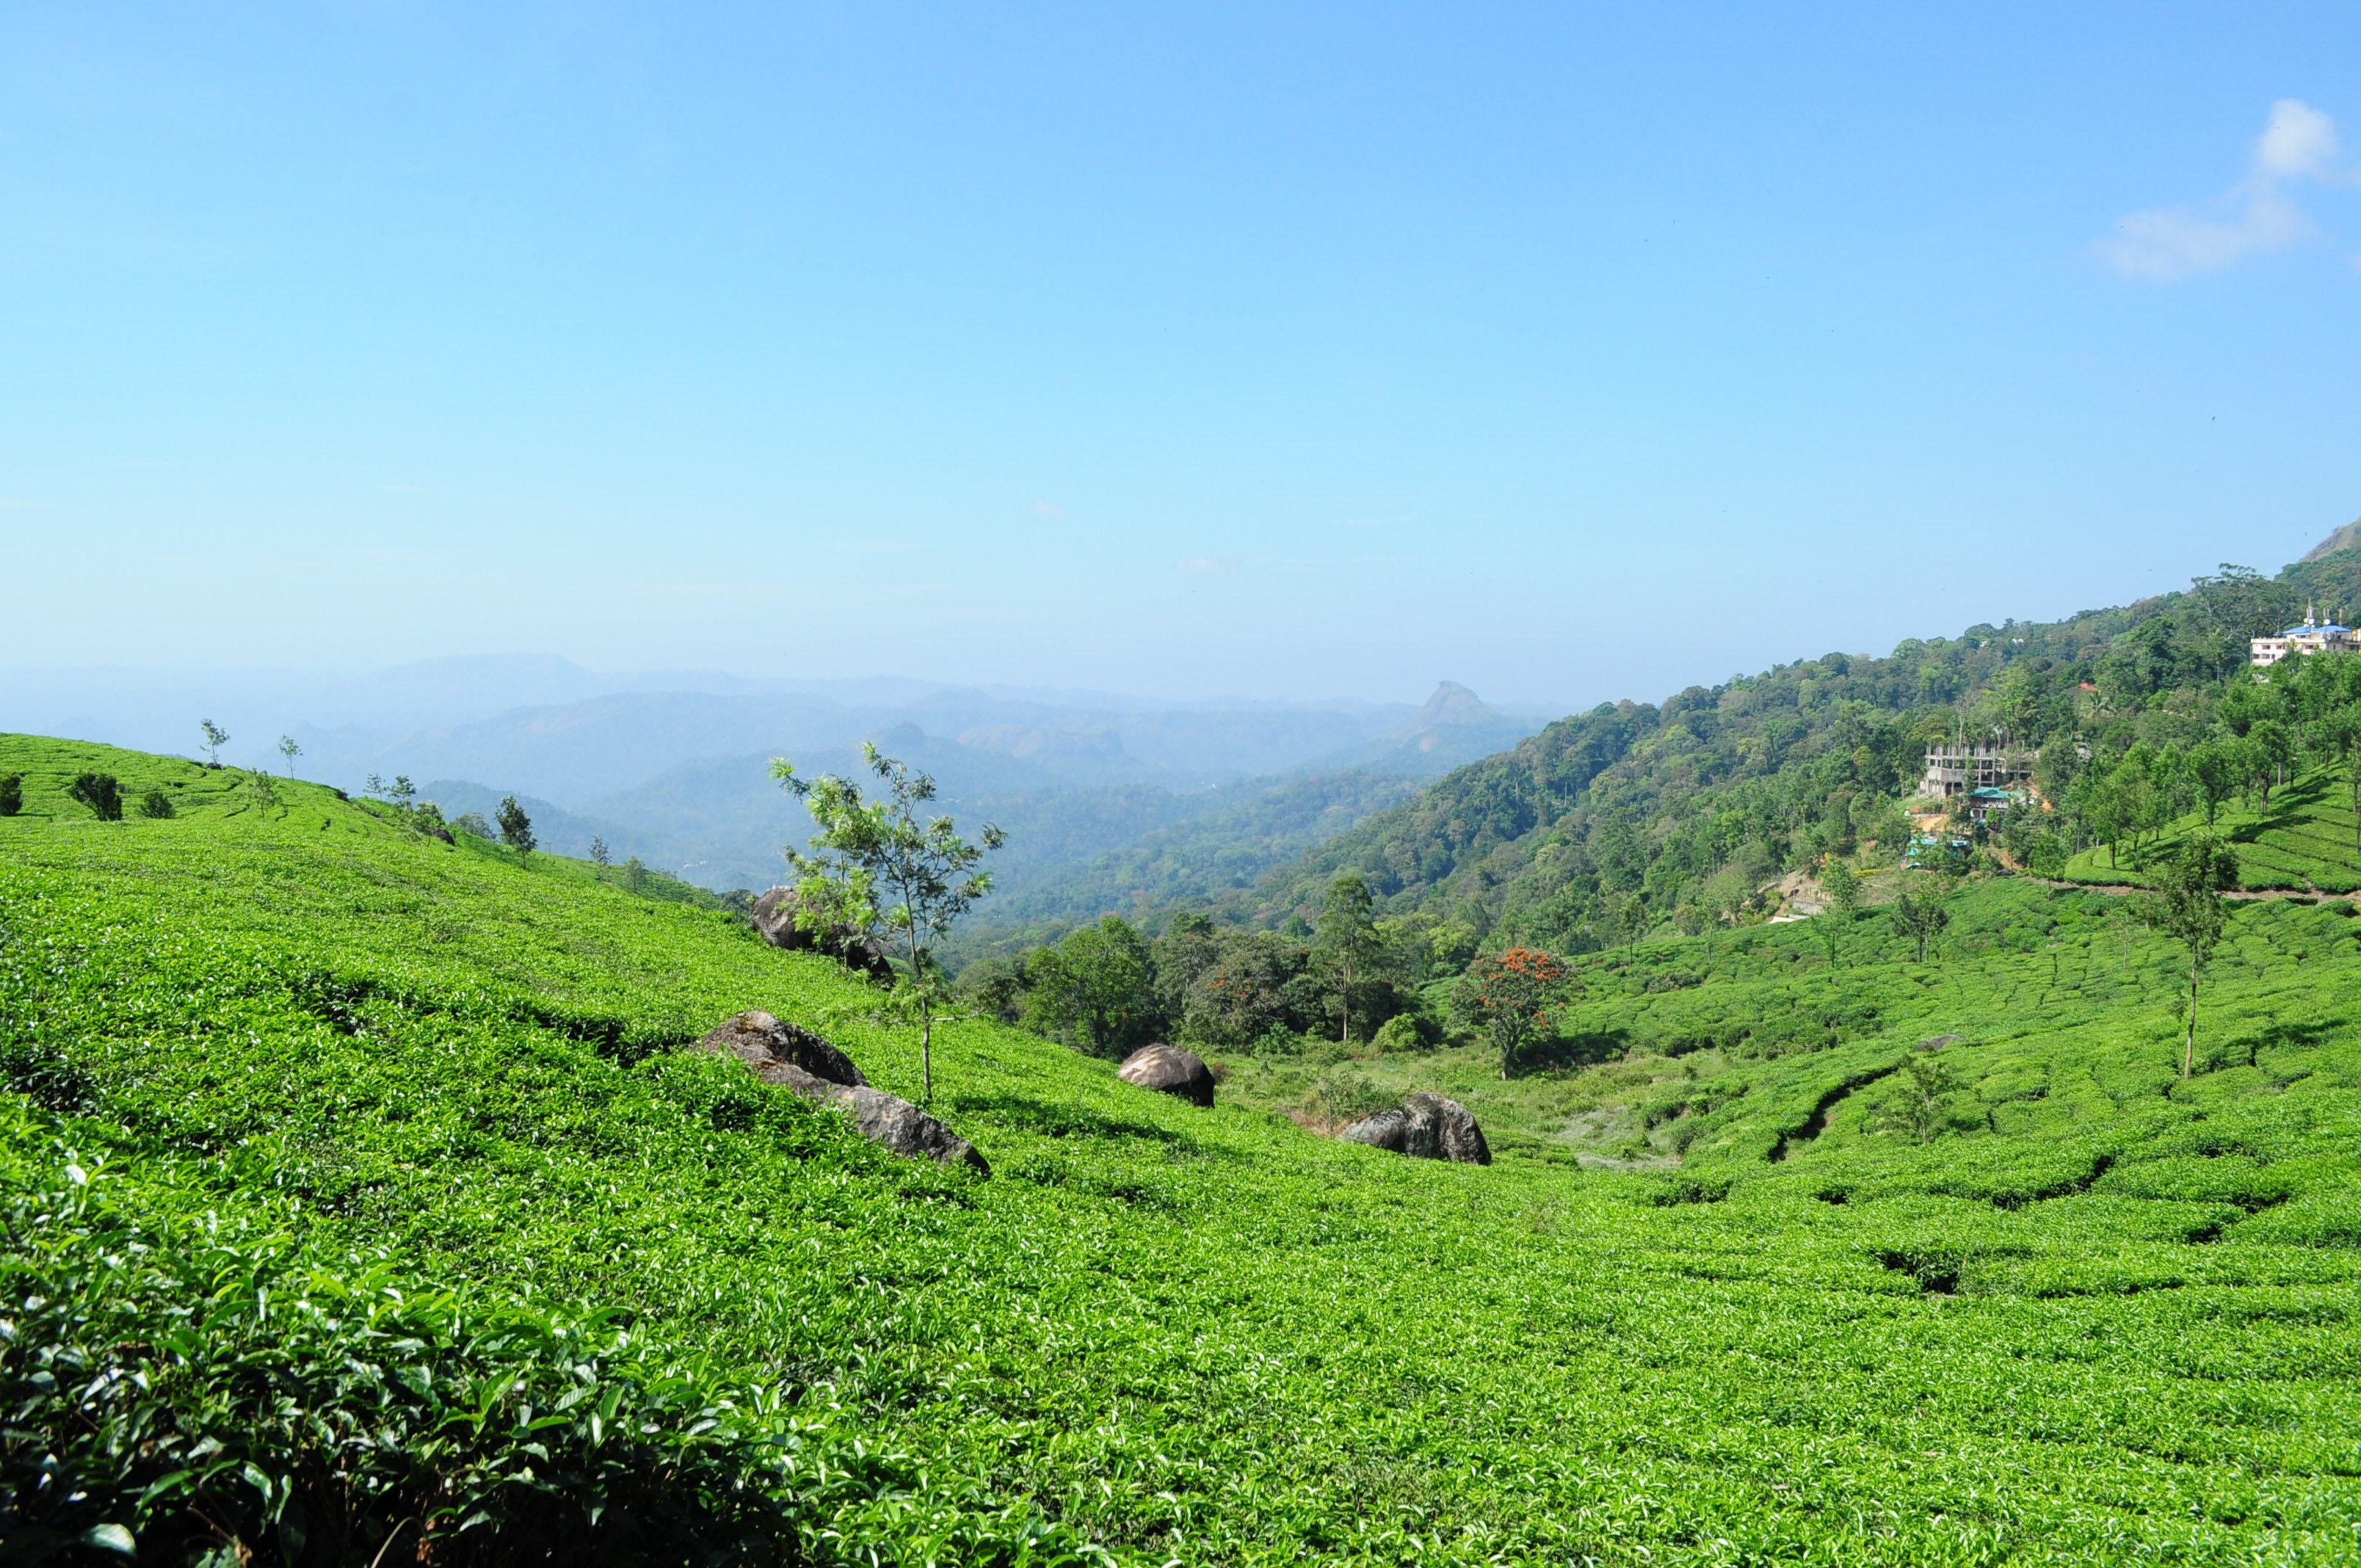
[277,735,302,777]
[1890,874,1952,963]
[590,835,611,868]
[1468,947,1564,1079]
[391,776,417,810]
[772,744,1006,1103]
[1818,860,1859,970]
[1311,873,1385,1043]
[623,854,650,893]
[1022,915,1159,1058]
[1877,1053,1959,1144]
[199,719,230,768]
[364,772,385,799]
[245,767,280,817]
[2133,834,2240,1080]
[0,774,21,816]
[496,795,537,858]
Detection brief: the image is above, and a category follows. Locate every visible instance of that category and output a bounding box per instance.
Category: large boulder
[749,888,892,979]
[827,1083,990,1173]
[1117,1044,1215,1107]
[695,1009,866,1088]
[1338,1092,1490,1166]
[688,1012,985,1175]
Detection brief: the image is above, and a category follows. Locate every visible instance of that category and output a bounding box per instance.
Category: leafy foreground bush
[2,1141,793,1564]
[0,1109,1103,1567]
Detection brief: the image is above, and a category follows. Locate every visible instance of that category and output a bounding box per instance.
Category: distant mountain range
[1,656,1553,906]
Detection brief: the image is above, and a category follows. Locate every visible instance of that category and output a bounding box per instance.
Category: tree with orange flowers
[1470,946,1565,1079]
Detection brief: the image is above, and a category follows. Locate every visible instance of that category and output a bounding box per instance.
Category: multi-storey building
[1918,744,2033,799]
[2251,605,2361,669]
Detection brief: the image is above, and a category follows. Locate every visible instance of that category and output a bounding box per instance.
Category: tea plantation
[2062,765,2361,894]
[3,736,2357,1565]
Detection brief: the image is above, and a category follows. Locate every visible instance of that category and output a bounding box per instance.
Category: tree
[2186,737,2243,828]
[0,774,21,817]
[2246,719,2295,811]
[2322,703,2361,856]
[364,772,385,799]
[1877,1053,1959,1144]
[623,855,650,893]
[1022,916,1159,1058]
[1311,874,1385,1043]
[1468,947,1564,1079]
[1818,860,1859,970]
[496,795,536,858]
[199,719,230,768]
[277,735,301,777]
[2133,834,2240,1080]
[65,772,124,821]
[391,776,417,810]
[772,744,1006,1103]
[1890,874,1952,962]
[245,768,280,817]
[590,836,611,868]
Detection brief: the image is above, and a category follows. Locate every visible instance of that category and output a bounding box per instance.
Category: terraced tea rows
[3,736,2357,1564]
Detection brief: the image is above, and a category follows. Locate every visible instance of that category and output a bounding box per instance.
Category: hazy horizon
[7,6,2359,705]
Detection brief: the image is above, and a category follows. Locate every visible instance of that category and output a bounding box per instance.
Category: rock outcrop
[689,1011,985,1175]
[697,1009,868,1088]
[1116,1044,1216,1107]
[749,887,892,979]
[1338,1092,1490,1165]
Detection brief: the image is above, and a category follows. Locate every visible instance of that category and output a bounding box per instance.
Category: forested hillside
[1231,540,2361,945]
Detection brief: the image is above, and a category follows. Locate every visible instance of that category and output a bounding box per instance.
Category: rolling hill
[3,730,2356,1563]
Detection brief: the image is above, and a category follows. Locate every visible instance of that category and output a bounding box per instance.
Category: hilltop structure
[1918,743,2032,799]
[2251,604,2361,669]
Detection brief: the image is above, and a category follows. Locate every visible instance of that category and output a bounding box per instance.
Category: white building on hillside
[2251,604,2361,669]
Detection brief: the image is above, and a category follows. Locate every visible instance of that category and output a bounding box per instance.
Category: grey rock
[689,1012,984,1175]
[1116,1044,1215,1107]
[1338,1092,1490,1165]
[694,1009,866,1088]
[750,887,892,979]
[827,1083,990,1174]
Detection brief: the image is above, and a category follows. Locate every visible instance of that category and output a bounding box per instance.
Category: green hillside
[4,733,2360,1564]
[2063,763,2361,893]
[1226,544,2361,949]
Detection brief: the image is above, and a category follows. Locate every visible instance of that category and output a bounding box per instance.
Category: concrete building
[2251,605,2361,669]
[1919,744,2033,799]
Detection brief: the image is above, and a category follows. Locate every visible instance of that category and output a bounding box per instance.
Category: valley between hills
[5,534,2361,1564]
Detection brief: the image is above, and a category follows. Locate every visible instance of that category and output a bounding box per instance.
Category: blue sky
[4,4,2358,708]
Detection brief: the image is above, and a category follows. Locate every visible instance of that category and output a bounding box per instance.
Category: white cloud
[2096,98,2348,280]
[2256,98,2338,181]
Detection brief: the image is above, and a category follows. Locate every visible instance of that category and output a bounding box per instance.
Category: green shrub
[0,1138,895,1567]
[136,788,175,819]
[1305,1064,1397,1127]
[0,774,19,816]
[1371,1012,1437,1052]
[65,772,123,821]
